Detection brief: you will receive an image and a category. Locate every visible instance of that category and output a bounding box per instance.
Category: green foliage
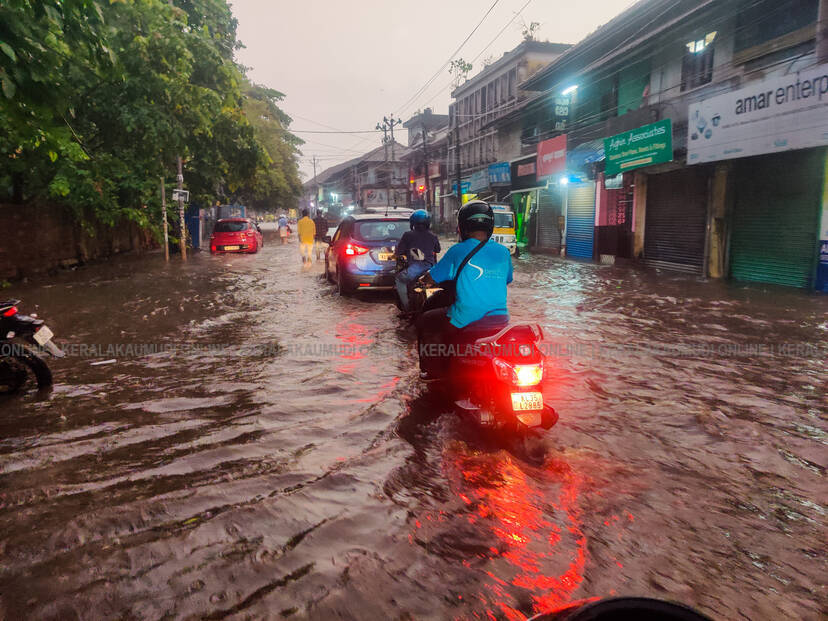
[0,0,301,229]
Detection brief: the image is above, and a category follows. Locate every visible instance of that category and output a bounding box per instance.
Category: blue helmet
[409,209,431,230]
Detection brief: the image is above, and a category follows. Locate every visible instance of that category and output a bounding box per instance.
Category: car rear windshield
[494,212,514,228]
[214,221,248,233]
[353,220,408,242]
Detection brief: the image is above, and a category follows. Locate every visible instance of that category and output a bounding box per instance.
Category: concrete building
[447,40,571,203]
[510,0,827,290]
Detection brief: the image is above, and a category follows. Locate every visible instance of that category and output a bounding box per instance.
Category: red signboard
[536,134,567,178]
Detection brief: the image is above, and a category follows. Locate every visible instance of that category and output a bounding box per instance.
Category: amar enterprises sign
[687,62,828,163]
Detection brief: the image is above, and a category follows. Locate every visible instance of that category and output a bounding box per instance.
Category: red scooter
[410,281,558,436]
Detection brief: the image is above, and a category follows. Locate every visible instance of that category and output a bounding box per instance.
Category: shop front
[508,155,546,250]
[730,149,824,288]
[688,62,828,289]
[643,166,709,273]
[535,136,567,254]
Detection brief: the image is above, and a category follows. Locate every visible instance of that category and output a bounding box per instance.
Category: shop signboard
[510,156,538,191]
[428,162,441,178]
[469,169,489,192]
[488,162,511,186]
[688,63,828,164]
[604,119,673,176]
[536,134,567,178]
[451,179,471,195]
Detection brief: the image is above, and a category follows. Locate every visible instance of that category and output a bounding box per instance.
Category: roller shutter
[730,150,823,289]
[565,183,596,259]
[537,188,562,251]
[644,168,709,273]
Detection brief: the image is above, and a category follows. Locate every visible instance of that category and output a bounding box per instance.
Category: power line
[407,0,534,116]
[393,0,503,117]
[290,129,382,134]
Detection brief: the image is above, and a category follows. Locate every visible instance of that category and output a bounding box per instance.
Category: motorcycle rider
[394,209,441,312]
[417,200,512,378]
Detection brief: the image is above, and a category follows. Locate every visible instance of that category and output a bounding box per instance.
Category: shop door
[644,168,708,273]
[537,188,562,252]
[730,150,823,289]
[565,183,596,259]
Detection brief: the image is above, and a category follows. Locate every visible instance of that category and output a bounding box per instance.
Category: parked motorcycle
[0,299,64,393]
[410,280,558,437]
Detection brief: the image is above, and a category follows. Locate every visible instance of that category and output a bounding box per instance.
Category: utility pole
[177,156,186,261]
[161,177,169,262]
[421,128,432,213]
[312,155,319,212]
[375,120,390,207]
[454,109,462,212]
[377,115,402,208]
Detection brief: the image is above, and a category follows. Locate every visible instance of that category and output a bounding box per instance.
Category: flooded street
[1,239,825,620]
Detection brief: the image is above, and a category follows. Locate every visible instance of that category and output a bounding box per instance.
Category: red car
[210,218,263,253]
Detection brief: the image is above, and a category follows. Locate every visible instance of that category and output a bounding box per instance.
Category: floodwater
[1,235,825,620]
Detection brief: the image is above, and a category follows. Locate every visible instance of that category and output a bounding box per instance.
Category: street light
[562,85,578,95]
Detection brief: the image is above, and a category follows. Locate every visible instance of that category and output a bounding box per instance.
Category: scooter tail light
[492,358,543,387]
[2,306,17,317]
[514,364,543,387]
[344,243,369,256]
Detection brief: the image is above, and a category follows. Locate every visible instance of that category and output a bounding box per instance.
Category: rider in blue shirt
[417,200,513,377]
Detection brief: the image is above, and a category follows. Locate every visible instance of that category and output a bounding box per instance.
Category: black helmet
[457,200,494,241]
[409,209,430,230]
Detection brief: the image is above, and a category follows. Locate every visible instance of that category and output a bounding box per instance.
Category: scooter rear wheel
[14,345,53,389]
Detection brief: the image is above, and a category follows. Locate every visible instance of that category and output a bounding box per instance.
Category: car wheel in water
[336,266,350,296]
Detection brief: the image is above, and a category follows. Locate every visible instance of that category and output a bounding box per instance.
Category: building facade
[447,40,571,208]
[508,0,827,290]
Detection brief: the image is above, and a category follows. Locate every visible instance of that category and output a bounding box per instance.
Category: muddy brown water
[0,240,825,620]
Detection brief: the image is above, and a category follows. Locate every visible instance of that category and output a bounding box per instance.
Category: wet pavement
[0,237,826,620]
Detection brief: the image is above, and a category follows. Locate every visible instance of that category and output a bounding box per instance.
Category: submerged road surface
[0,238,825,620]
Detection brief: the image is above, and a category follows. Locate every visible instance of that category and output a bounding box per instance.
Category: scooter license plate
[512,391,543,412]
[33,325,54,346]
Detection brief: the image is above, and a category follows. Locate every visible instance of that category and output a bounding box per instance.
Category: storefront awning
[505,185,548,198]
[567,139,605,172]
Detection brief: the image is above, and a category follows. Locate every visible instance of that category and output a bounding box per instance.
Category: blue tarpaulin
[566,139,605,172]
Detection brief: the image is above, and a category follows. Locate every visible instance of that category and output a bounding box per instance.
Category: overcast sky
[230,0,639,179]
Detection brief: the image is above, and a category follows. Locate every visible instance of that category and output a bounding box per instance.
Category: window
[353,220,408,242]
[508,69,516,98]
[735,0,817,52]
[681,31,716,90]
[214,221,248,233]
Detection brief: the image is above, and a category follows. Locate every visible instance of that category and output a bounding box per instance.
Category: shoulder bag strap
[452,239,488,286]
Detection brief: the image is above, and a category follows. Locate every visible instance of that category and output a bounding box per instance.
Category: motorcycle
[0,299,64,393]
[409,277,558,437]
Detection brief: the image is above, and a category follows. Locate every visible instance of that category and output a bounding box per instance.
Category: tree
[449,58,473,88]
[521,20,541,41]
[0,0,302,234]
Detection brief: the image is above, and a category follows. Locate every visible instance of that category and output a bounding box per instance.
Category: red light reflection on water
[440,448,589,620]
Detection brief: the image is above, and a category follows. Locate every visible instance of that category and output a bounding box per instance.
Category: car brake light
[493,358,543,387]
[3,306,18,317]
[211,245,217,252]
[344,243,369,256]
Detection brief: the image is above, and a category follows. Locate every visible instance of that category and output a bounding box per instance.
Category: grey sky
[230,0,639,179]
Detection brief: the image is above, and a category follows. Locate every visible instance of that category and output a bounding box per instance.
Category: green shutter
[730,149,824,289]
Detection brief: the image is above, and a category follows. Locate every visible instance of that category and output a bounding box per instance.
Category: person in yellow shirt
[297,209,316,265]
